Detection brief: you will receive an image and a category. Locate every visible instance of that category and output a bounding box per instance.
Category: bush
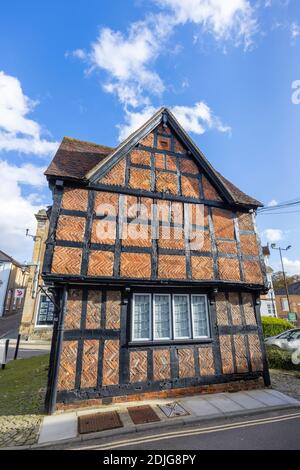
[266,346,300,371]
[261,316,294,338]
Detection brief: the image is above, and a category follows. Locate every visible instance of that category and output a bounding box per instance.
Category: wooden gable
[45,109,266,287]
[94,122,224,204]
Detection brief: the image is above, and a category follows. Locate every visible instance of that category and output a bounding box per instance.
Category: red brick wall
[51,186,264,285]
[49,123,265,286]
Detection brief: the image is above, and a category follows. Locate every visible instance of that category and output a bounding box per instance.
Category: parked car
[264,328,300,352]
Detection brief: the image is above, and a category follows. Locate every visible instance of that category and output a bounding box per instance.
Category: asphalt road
[64,409,300,451]
[0,311,22,339]
[0,311,50,361]
[6,345,50,361]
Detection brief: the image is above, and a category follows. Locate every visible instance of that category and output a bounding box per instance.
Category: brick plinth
[55,377,264,413]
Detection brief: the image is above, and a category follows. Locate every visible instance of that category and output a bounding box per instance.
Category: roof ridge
[85,106,165,180]
[63,136,114,151]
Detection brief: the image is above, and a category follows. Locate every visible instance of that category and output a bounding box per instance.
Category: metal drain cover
[159,402,189,418]
[128,405,160,425]
[78,411,123,434]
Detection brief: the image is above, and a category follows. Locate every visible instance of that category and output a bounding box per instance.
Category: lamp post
[271,243,292,313]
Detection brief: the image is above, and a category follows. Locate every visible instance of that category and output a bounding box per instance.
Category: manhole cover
[127,405,160,425]
[78,411,123,434]
[159,402,189,418]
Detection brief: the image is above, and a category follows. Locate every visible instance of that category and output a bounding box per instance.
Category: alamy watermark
[94,198,206,251]
[291,80,300,104]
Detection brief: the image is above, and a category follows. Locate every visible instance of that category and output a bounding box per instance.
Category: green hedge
[261,316,294,338]
[266,346,300,371]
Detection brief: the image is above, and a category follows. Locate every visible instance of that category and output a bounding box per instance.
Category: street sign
[36,294,55,326]
[14,288,25,299]
[288,312,297,322]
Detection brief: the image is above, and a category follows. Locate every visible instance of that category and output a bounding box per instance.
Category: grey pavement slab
[266,389,300,405]
[39,412,77,444]
[182,396,222,417]
[224,391,266,409]
[244,389,291,406]
[204,393,245,413]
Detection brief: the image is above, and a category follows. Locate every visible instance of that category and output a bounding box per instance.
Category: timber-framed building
[43,108,270,413]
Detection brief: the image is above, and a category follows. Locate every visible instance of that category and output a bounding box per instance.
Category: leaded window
[131,293,210,342]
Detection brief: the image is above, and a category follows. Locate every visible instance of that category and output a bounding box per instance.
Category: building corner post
[254,294,271,387]
[44,286,68,414]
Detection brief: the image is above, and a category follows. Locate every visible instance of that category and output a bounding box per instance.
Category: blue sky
[0,0,299,274]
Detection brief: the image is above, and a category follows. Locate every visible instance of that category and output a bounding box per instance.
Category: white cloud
[0,160,48,262]
[0,71,59,156]
[80,17,170,108]
[117,106,157,141]
[155,0,257,48]
[172,102,231,134]
[267,199,278,207]
[290,22,300,40]
[117,102,231,141]
[72,1,257,109]
[281,257,300,275]
[262,228,284,243]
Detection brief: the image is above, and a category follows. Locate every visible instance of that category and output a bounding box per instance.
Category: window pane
[133,295,150,339]
[281,298,289,311]
[154,295,170,339]
[173,295,190,338]
[192,295,208,337]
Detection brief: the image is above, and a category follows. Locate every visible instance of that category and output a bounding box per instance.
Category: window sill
[128,338,212,347]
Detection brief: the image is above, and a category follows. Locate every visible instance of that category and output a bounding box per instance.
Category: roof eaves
[85,107,166,181]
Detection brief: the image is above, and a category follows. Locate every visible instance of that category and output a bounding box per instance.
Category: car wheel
[291,350,300,365]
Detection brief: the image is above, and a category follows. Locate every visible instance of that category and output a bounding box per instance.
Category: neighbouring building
[275,281,300,325]
[260,245,277,317]
[0,250,28,317]
[42,108,270,414]
[19,209,54,340]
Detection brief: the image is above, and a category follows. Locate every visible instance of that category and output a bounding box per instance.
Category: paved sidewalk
[0,415,42,448]
[37,389,300,447]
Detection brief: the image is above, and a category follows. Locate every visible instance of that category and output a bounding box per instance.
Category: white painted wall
[0,262,11,317]
[261,299,277,317]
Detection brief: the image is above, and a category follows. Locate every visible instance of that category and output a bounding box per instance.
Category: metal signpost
[0,339,10,369]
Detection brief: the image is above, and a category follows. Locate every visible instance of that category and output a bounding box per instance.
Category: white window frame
[172,294,191,340]
[131,293,211,342]
[153,294,172,340]
[131,293,152,341]
[191,294,210,339]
